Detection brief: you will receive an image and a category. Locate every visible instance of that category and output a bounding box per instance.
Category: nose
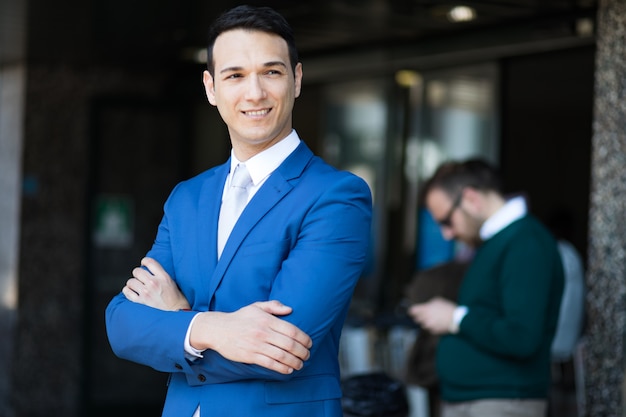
[245,74,266,101]
[440,226,455,241]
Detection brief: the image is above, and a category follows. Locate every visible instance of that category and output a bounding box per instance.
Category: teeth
[246,109,269,116]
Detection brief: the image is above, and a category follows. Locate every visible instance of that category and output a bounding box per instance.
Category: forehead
[426,188,453,215]
[213,29,289,67]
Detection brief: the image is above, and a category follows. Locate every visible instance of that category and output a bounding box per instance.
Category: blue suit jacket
[105,142,372,417]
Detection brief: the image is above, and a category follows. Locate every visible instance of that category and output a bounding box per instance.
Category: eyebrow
[219,61,288,74]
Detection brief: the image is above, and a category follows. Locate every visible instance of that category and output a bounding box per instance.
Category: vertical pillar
[0,0,26,415]
[0,65,24,417]
[587,0,626,416]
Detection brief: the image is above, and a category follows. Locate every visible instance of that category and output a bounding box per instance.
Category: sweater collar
[480,195,528,241]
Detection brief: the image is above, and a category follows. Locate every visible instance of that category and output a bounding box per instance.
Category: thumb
[257,300,293,316]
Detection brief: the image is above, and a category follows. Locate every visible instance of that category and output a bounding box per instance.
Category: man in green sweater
[409,159,564,417]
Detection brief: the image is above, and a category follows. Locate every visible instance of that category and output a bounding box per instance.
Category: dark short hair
[206,5,299,77]
[421,158,503,203]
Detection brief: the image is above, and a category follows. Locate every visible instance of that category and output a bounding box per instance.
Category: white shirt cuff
[184,313,205,360]
[449,305,468,334]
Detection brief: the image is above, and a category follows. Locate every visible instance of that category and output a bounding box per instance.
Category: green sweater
[436,215,564,402]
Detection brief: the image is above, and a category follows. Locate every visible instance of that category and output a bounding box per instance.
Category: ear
[294,62,303,98]
[202,70,217,106]
[461,187,482,214]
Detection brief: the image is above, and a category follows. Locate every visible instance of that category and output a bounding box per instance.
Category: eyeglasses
[437,192,463,228]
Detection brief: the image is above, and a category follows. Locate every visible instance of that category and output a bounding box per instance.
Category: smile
[244,109,271,116]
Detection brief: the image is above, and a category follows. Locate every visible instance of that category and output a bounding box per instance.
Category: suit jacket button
[197,374,206,382]
[175,364,183,370]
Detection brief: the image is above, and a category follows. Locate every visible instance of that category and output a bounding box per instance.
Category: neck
[481,191,506,219]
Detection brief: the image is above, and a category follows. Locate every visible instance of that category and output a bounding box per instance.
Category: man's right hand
[191,300,312,375]
[123,257,191,311]
[408,296,457,335]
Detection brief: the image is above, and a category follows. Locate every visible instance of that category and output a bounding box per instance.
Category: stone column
[0,0,26,416]
[587,0,626,416]
[0,64,24,417]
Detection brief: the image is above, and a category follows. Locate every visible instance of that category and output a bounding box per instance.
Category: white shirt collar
[228,130,301,186]
[479,195,528,241]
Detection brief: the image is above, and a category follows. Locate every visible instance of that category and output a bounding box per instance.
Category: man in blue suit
[105,5,372,417]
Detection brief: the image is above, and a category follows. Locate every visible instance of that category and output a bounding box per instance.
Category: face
[203,29,303,161]
[426,187,482,247]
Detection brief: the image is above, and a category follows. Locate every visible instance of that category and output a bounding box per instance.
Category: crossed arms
[106,171,373,382]
[124,256,311,375]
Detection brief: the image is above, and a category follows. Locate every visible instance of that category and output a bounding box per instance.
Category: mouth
[243,109,271,117]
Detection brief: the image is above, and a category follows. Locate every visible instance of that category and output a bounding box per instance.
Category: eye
[266,69,283,76]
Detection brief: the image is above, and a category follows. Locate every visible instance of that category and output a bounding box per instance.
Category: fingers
[123,275,151,306]
[256,301,313,350]
[122,284,139,301]
[141,257,166,277]
[122,258,190,311]
[407,303,423,321]
[251,341,306,374]
[408,299,455,335]
[129,268,159,296]
[247,327,310,373]
[124,276,144,296]
[253,355,297,375]
[192,304,313,375]
[131,265,152,285]
[408,303,435,331]
[255,300,293,316]
[254,308,312,371]
[267,323,311,361]
[269,315,313,352]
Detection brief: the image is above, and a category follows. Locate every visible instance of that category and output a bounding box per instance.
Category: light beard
[459,209,484,248]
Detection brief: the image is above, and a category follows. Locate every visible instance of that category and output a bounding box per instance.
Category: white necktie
[217,163,252,258]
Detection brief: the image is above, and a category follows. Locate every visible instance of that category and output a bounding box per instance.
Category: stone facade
[12,66,168,416]
[586,0,626,416]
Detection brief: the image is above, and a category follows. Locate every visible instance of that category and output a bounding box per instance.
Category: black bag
[341,372,409,417]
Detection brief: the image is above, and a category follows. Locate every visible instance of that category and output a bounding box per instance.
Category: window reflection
[323,81,387,202]
[320,65,499,306]
[409,64,499,269]
[322,80,389,303]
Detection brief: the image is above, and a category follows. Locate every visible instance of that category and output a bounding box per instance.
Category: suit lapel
[196,162,229,303]
[207,142,314,304]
